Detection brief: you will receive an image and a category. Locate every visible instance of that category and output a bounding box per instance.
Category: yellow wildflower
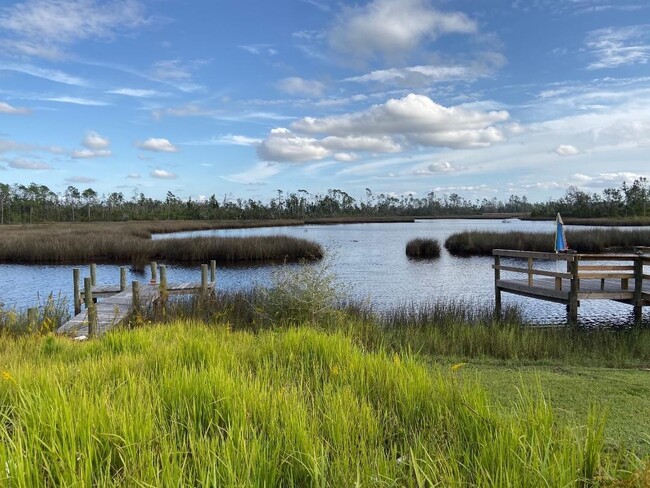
[451,362,467,372]
[393,353,401,365]
[2,371,14,382]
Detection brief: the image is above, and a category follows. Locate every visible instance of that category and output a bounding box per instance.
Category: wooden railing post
[73,268,81,315]
[159,265,168,307]
[201,264,208,295]
[633,255,643,326]
[84,277,97,337]
[568,256,579,324]
[132,281,140,314]
[120,266,127,291]
[527,257,533,286]
[494,254,501,319]
[90,263,97,287]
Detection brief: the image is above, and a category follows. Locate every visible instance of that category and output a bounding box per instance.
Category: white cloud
[0,0,148,59]
[150,59,205,92]
[150,169,177,179]
[0,63,88,86]
[183,134,262,146]
[42,96,108,106]
[108,88,163,97]
[276,77,326,97]
[137,138,178,152]
[8,157,52,170]
[65,176,96,183]
[586,25,650,70]
[127,173,141,179]
[345,65,473,85]
[328,0,476,61]
[257,128,330,162]
[224,162,282,185]
[413,161,459,175]
[333,152,358,162]
[239,44,278,56]
[0,101,30,115]
[71,149,111,159]
[83,131,110,150]
[554,144,579,156]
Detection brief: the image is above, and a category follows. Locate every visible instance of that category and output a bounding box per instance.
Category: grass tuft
[405,238,441,258]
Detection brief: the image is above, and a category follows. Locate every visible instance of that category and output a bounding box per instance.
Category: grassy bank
[2,322,646,486]
[445,228,650,256]
[0,221,322,266]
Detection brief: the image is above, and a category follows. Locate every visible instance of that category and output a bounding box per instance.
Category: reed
[0,294,69,336]
[0,322,641,486]
[445,228,650,256]
[0,221,322,266]
[405,238,441,258]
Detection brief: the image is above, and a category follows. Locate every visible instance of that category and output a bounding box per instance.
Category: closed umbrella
[554,213,568,253]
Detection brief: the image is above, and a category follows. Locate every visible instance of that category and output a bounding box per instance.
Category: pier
[493,249,650,324]
[57,261,217,338]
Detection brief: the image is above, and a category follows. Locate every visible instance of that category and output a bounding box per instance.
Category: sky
[1,0,649,204]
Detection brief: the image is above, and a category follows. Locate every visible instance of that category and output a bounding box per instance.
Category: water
[1,219,646,326]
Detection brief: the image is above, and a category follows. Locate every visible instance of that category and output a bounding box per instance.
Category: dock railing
[493,249,649,324]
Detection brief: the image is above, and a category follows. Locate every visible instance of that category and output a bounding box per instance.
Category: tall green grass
[0,323,641,486]
[405,238,441,258]
[445,228,650,256]
[0,294,69,336]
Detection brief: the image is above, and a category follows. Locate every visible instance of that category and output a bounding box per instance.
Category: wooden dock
[57,262,216,338]
[493,249,650,324]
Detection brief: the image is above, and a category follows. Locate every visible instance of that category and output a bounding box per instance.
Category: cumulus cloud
[586,25,650,70]
[413,161,459,175]
[83,131,110,150]
[328,0,476,61]
[276,77,326,97]
[71,149,111,159]
[554,144,579,156]
[150,168,177,179]
[137,138,178,152]
[0,0,148,59]
[8,157,52,170]
[0,101,30,115]
[258,94,509,162]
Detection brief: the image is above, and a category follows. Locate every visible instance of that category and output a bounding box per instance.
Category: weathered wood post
[132,281,141,314]
[120,266,127,292]
[568,256,579,324]
[494,253,501,319]
[27,307,38,331]
[527,256,534,287]
[150,262,158,284]
[159,265,168,309]
[210,259,216,283]
[201,264,208,295]
[73,268,81,315]
[84,277,97,337]
[633,255,643,326]
[90,263,97,287]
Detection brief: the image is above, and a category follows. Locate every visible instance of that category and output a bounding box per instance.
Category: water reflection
[1,219,647,327]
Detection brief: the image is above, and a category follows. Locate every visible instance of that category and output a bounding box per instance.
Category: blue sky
[1,0,649,203]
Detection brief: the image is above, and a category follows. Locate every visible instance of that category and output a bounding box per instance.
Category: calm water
[1,219,646,326]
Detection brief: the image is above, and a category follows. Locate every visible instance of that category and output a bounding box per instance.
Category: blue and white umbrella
[554,213,568,253]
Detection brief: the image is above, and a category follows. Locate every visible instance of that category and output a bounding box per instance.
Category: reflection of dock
[493,250,650,324]
[57,261,216,338]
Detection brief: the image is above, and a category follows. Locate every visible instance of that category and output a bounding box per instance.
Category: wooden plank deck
[58,281,215,338]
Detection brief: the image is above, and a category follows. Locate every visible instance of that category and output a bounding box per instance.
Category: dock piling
[120,266,127,291]
[73,268,81,315]
[27,307,37,330]
[634,257,643,325]
[90,263,97,287]
[568,257,579,324]
[210,259,216,283]
[494,255,501,319]
[150,262,158,284]
[201,264,208,294]
[84,277,97,337]
[132,281,140,313]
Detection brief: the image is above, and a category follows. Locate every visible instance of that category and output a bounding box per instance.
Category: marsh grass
[0,221,322,266]
[445,228,650,256]
[0,322,642,486]
[405,238,441,258]
[0,294,69,336]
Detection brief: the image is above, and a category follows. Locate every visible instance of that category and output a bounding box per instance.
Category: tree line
[0,178,648,224]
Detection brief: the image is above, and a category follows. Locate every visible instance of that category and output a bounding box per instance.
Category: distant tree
[82,188,98,221]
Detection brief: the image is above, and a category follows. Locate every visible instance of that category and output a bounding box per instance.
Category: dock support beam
[73,268,81,315]
[201,264,208,295]
[633,256,643,326]
[494,255,501,319]
[120,266,127,292]
[90,263,97,287]
[159,265,168,307]
[132,281,140,314]
[210,259,216,283]
[150,262,158,284]
[84,277,97,337]
[568,257,579,324]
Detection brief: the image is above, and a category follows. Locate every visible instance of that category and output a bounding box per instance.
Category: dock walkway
[493,250,650,324]
[57,262,216,338]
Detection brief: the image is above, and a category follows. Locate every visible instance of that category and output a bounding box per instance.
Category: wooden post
[210,259,216,283]
[84,277,97,337]
[132,281,140,313]
[494,255,501,319]
[90,263,97,287]
[159,265,168,306]
[201,264,208,294]
[568,257,579,324]
[150,262,157,284]
[120,266,127,291]
[73,268,81,315]
[633,256,643,326]
[527,257,533,287]
[27,307,37,330]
